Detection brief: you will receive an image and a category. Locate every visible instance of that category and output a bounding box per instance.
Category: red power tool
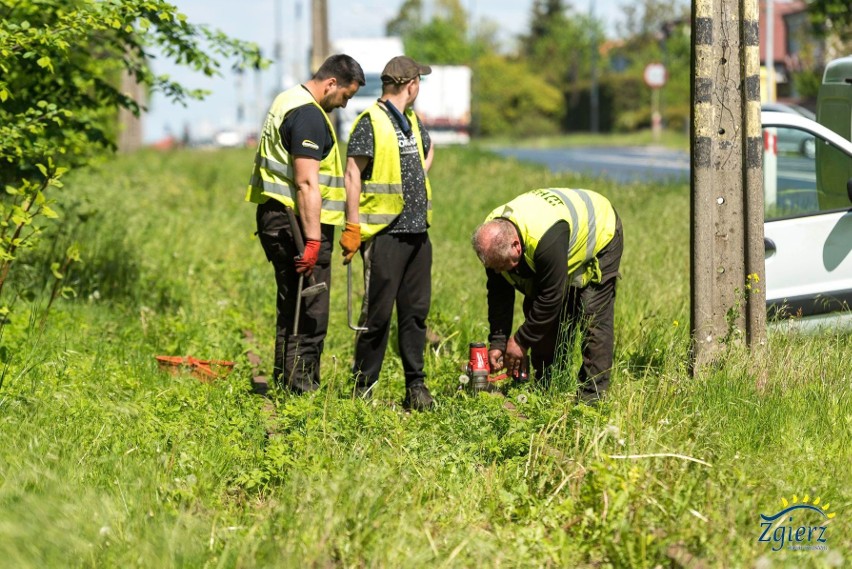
[459,342,528,391]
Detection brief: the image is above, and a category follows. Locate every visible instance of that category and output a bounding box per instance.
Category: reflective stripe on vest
[254,155,345,190]
[245,86,346,225]
[360,200,432,226]
[549,188,598,262]
[355,103,432,240]
[485,188,616,290]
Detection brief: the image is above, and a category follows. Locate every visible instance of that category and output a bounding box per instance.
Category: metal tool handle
[286,203,323,289]
[285,205,305,253]
[347,263,367,332]
[293,273,304,336]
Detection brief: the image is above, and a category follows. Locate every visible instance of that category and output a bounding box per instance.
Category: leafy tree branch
[0,0,265,318]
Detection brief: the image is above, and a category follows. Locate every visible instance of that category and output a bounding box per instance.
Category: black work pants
[256,199,334,393]
[526,216,623,398]
[352,232,431,388]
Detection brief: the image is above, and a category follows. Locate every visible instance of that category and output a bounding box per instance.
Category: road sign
[644,63,667,88]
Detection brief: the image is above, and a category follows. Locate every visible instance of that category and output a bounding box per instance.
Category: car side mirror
[848,177,852,203]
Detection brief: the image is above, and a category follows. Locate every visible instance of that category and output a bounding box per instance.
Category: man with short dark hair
[472,188,624,404]
[346,56,436,411]
[247,54,365,394]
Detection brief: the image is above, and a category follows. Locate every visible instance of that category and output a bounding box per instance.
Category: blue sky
[143,0,628,143]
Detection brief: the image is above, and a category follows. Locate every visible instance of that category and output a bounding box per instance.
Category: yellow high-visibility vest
[355,103,432,240]
[245,86,346,225]
[485,188,617,293]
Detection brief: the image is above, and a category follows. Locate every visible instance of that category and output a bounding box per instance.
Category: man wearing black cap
[345,55,436,410]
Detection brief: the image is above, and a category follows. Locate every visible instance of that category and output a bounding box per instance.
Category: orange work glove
[338,222,361,265]
[295,238,320,276]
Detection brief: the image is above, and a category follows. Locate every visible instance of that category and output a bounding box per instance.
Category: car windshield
[763,123,851,219]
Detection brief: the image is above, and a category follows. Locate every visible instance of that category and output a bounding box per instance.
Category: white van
[762,56,852,328]
[331,37,404,143]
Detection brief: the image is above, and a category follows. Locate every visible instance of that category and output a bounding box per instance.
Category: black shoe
[403,383,434,411]
[577,388,605,406]
[353,382,375,400]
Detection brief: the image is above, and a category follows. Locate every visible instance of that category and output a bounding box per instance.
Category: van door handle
[764,237,776,258]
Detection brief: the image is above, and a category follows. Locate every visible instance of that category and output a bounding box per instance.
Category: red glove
[295,238,320,275]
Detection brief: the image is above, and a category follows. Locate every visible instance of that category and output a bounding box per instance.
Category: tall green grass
[0,145,848,567]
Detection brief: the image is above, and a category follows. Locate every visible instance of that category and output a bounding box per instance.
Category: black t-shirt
[278,89,334,161]
[486,221,570,350]
[347,102,432,234]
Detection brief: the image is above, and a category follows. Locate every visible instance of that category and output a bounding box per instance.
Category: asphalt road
[493,146,691,183]
[493,146,821,193]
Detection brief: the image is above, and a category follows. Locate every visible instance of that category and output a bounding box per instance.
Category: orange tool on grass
[155,356,235,382]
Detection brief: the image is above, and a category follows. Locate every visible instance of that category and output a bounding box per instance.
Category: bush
[473,54,564,137]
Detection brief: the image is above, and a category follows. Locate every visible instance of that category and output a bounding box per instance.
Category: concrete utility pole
[690,0,766,369]
[589,1,600,133]
[275,0,284,92]
[293,1,304,83]
[117,69,144,152]
[310,0,330,74]
[765,0,775,102]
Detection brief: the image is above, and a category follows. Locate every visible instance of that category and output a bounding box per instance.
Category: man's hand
[503,336,526,378]
[339,222,361,265]
[488,349,504,372]
[295,238,320,276]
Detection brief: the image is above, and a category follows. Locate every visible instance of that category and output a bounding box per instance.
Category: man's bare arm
[344,155,370,224]
[292,156,322,241]
[424,142,434,173]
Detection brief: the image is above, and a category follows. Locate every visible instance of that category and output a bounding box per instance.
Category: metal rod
[293,273,304,336]
[347,264,367,332]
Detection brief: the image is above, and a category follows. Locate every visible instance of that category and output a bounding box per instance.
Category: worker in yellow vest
[345,56,436,411]
[246,54,365,394]
[472,188,624,404]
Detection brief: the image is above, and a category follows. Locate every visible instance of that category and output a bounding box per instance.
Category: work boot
[403,383,434,411]
[353,382,375,401]
[283,354,320,394]
[577,376,609,406]
[577,386,605,406]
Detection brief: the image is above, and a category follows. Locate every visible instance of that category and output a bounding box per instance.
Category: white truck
[331,37,404,142]
[761,56,852,330]
[416,65,472,145]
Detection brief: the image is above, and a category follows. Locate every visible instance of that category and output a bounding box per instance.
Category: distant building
[759,0,823,100]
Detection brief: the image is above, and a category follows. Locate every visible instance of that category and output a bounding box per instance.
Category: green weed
[0,146,848,568]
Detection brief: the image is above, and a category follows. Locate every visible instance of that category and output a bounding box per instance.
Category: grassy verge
[0,146,848,567]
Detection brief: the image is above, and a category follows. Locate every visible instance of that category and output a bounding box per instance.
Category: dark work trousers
[352,232,432,389]
[256,199,334,393]
[526,215,623,397]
